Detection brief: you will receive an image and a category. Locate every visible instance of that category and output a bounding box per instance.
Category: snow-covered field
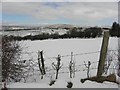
[2,29,68,37]
[8,37,119,88]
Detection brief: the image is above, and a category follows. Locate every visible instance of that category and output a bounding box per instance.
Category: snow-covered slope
[8,37,119,88]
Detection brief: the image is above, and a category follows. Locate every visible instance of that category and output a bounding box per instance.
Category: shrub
[49,80,56,86]
[66,82,73,88]
[2,35,24,82]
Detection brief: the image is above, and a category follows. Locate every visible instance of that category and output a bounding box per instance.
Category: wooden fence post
[0,35,2,89]
[0,55,2,89]
[40,51,46,75]
[69,52,73,78]
[37,50,46,79]
[97,31,109,77]
[38,50,43,79]
[118,38,120,77]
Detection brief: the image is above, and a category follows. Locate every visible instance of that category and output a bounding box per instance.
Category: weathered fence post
[69,52,73,78]
[38,50,43,79]
[0,35,2,89]
[81,31,119,84]
[118,38,120,77]
[118,38,120,89]
[0,61,1,90]
[69,52,75,78]
[0,4,2,89]
[40,51,46,74]
[37,50,46,79]
[97,31,109,77]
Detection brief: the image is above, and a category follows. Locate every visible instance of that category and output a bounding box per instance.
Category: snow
[8,80,118,88]
[8,37,119,88]
[3,29,68,37]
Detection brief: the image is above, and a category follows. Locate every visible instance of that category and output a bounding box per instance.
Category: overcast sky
[2,2,118,26]
[1,0,119,2]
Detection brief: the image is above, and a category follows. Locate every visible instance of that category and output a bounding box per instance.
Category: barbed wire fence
[20,49,119,83]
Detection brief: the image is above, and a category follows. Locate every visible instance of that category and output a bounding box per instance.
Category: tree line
[4,22,120,41]
[110,22,120,37]
[8,27,103,41]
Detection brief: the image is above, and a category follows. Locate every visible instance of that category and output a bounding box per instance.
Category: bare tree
[21,58,37,83]
[2,36,25,82]
[104,50,114,74]
[84,61,91,78]
[52,55,63,79]
[69,52,75,78]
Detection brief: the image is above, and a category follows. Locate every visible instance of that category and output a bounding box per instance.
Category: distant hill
[43,24,75,29]
[2,24,111,31]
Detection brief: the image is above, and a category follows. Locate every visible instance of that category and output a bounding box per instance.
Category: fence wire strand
[43,49,118,60]
[21,49,119,78]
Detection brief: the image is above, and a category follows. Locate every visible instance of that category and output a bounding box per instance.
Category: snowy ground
[7,37,119,88]
[8,81,118,88]
[2,29,68,37]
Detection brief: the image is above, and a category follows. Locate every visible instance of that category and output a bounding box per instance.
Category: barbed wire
[45,64,118,74]
[20,49,118,62]
[18,49,120,86]
[45,60,99,71]
[20,49,119,76]
[45,67,118,76]
[43,51,100,60]
[43,49,118,60]
[22,59,118,73]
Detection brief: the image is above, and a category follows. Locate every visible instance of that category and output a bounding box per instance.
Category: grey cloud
[2,0,119,2]
[2,2,118,24]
